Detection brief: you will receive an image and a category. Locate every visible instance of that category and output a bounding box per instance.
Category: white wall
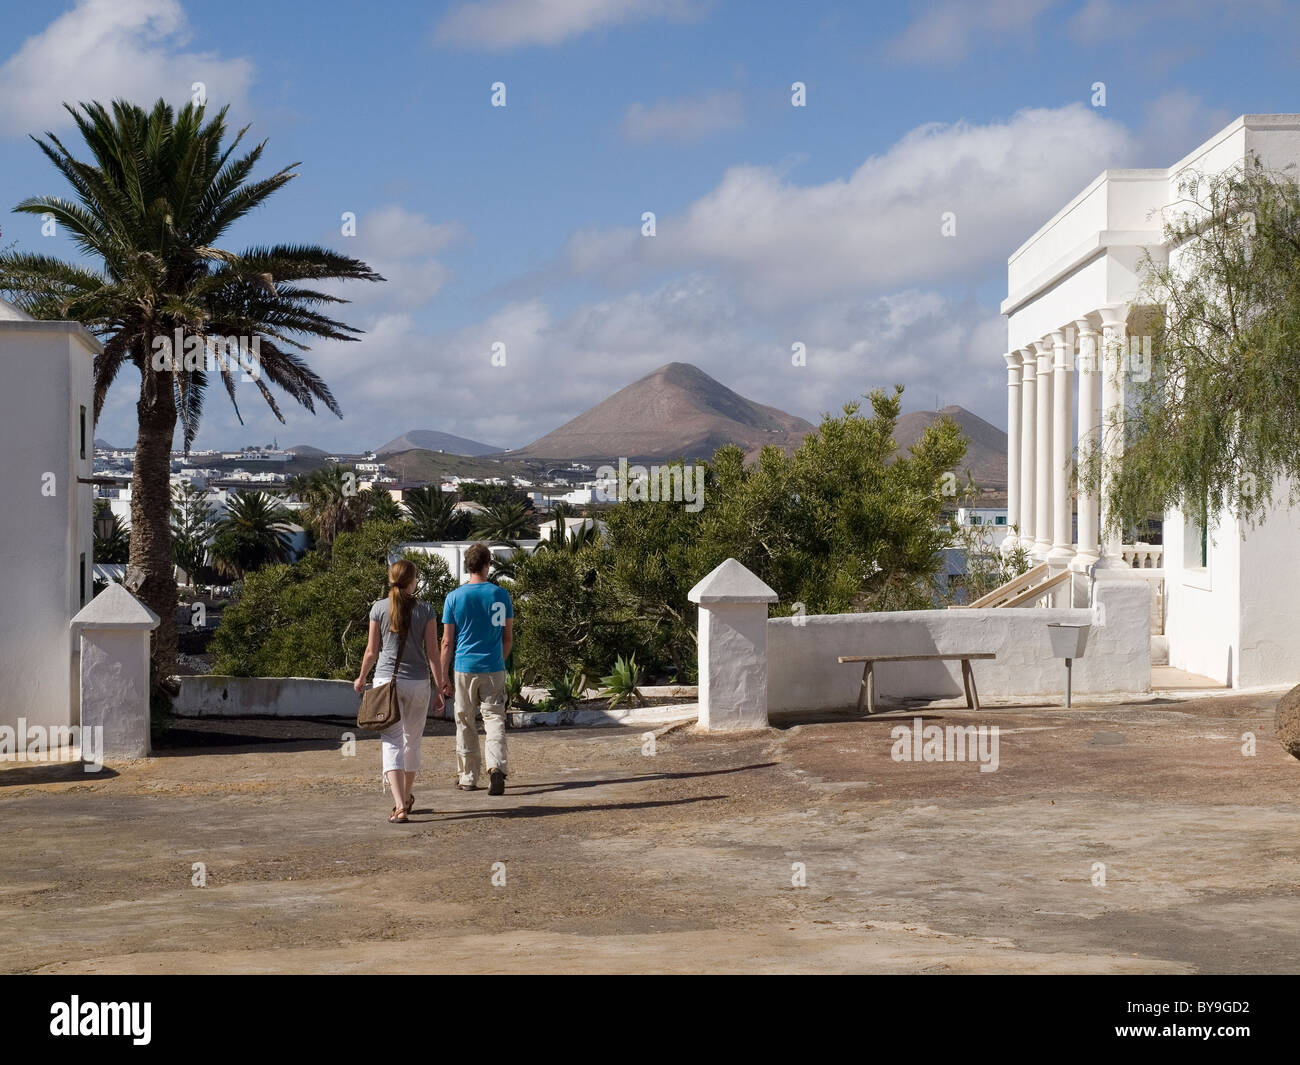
[175,676,357,717]
[1236,489,1300,687]
[0,321,99,731]
[767,582,1150,712]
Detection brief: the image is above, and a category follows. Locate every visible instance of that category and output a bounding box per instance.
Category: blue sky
[2,0,1298,452]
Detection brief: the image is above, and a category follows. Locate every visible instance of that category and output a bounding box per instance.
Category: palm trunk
[130,380,179,690]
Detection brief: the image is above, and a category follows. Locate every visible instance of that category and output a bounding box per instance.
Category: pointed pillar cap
[688,558,778,604]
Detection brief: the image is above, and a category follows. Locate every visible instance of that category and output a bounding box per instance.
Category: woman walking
[354,559,446,823]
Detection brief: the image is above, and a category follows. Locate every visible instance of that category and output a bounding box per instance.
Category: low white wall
[175,676,359,717]
[767,582,1150,713]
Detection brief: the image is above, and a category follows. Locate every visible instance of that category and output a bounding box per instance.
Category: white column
[687,558,778,730]
[1033,338,1053,560]
[70,584,160,764]
[1072,317,1101,569]
[1048,328,1075,565]
[1002,351,1022,554]
[1019,348,1036,551]
[1096,304,1129,569]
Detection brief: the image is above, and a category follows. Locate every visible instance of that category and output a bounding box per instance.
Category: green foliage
[170,482,212,580]
[458,482,532,509]
[508,388,967,683]
[363,487,404,524]
[288,466,369,547]
[1101,159,1300,532]
[402,485,471,541]
[210,520,455,679]
[92,499,130,563]
[503,669,528,712]
[600,655,644,709]
[209,490,294,578]
[471,500,538,544]
[536,669,587,712]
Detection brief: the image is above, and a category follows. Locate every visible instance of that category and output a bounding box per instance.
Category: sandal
[405,792,415,814]
[388,806,409,824]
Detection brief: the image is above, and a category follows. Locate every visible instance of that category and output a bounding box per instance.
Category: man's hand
[353,676,366,694]
[441,678,454,698]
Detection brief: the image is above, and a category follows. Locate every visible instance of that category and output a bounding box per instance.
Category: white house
[1001,113,1300,687]
[0,299,99,732]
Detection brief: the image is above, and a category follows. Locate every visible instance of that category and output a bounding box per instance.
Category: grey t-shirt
[369,598,434,682]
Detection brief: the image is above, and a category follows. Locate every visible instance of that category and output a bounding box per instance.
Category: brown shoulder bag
[357,620,407,731]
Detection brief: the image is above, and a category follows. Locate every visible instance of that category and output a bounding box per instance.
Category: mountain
[512,362,814,462]
[288,444,328,457]
[375,429,501,457]
[94,437,118,450]
[893,405,1007,490]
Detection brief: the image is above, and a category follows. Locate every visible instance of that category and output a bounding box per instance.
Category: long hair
[387,558,417,638]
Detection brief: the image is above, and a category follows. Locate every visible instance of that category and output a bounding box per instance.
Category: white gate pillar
[70,583,159,762]
[688,559,778,731]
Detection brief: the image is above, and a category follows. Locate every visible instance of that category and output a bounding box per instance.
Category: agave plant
[538,669,587,712]
[503,669,529,712]
[599,655,644,709]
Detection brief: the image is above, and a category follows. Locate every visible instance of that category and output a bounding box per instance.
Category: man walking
[440,542,514,795]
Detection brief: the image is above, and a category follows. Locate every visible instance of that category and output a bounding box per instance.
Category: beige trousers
[454,670,507,786]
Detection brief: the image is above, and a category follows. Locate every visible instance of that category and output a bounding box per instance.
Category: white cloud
[330,205,465,313]
[886,0,1058,64]
[565,104,1137,307]
[0,0,254,137]
[433,0,708,50]
[621,90,743,142]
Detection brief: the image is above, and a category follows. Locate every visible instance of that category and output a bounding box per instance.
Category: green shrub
[210,520,456,679]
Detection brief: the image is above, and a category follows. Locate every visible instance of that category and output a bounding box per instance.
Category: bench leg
[856,662,876,716]
[962,660,981,711]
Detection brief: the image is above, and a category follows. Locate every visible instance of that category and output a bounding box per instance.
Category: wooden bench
[837,653,997,715]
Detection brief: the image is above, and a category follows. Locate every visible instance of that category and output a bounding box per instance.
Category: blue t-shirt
[442,581,513,673]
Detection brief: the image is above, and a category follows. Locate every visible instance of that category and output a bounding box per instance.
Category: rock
[1275,683,1300,759]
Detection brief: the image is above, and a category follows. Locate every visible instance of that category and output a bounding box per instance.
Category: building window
[80,552,86,607]
[80,406,86,460]
[1184,500,1208,570]
[995,515,1007,525]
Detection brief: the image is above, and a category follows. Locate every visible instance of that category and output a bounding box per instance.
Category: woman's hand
[353,676,366,694]
[432,688,445,713]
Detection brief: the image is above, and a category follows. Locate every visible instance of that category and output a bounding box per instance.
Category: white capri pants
[375,677,432,773]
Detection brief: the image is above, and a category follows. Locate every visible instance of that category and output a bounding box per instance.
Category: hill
[512,362,813,462]
[375,429,501,457]
[893,405,1007,490]
[288,444,328,457]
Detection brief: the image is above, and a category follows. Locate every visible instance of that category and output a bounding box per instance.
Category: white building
[1001,113,1300,687]
[0,300,99,732]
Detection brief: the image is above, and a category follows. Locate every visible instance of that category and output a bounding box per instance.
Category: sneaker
[488,769,506,796]
[456,782,478,791]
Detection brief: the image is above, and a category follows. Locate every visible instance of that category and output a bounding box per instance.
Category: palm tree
[535,507,600,553]
[170,482,213,583]
[363,487,403,524]
[471,501,537,545]
[403,485,471,541]
[0,99,381,683]
[92,500,130,563]
[209,491,294,578]
[290,465,368,545]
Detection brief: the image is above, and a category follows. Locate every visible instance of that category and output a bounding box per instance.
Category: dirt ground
[2,689,1298,974]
